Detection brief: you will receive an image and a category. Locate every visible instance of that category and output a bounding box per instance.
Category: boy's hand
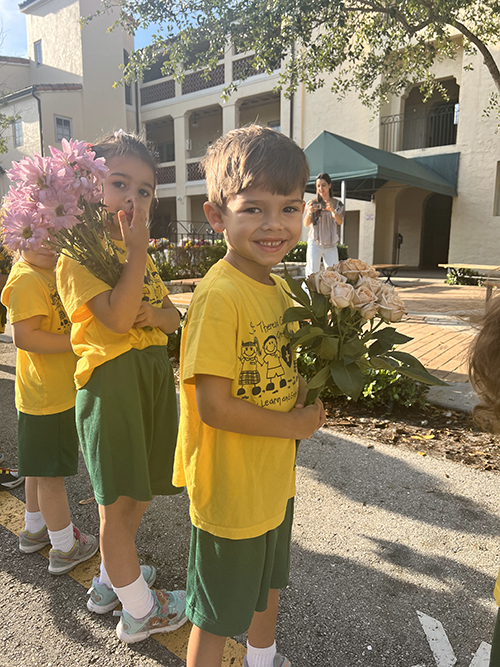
[133,301,158,328]
[118,201,149,256]
[292,398,326,440]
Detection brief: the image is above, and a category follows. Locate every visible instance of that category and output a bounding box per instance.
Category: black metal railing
[149,219,222,244]
[380,103,458,152]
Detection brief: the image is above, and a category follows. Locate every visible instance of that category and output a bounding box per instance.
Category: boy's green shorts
[186,497,294,637]
[75,346,181,506]
[17,407,79,478]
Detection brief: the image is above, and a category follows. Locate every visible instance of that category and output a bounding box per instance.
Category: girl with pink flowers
[1,243,99,574]
[56,132,187,644]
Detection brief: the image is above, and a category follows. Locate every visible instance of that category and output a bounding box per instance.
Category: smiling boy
[174,126,326,667]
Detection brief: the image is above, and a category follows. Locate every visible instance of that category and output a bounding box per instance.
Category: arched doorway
[420,194,452,268]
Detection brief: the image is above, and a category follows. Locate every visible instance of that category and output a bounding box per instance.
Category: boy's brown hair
[202,125,310,207]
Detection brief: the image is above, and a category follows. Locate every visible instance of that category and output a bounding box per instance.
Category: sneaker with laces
[114,588,188,643]
[0,468,24,489]
[48,527,99,575]
[19,525,50,553]
[87,564,157,614]
[243,655,291,667]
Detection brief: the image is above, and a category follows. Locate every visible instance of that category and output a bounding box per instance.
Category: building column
[173,113,189,224]
[222,102,239,134]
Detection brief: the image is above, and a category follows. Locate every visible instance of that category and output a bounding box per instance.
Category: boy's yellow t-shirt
[174,260,299,540]
[1,260,77,415]
[56,240,169,389]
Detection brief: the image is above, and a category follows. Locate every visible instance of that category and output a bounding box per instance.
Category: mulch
[324,398,500,472]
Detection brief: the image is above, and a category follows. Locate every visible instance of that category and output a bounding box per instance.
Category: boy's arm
[196,374,325,441]
[133,295,181,334]
[86,207,149,334]
[12,316,72,354]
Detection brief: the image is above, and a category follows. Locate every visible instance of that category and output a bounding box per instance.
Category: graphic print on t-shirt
[236,315,298,407]
[48,284,71,332]
[142,264,164,307]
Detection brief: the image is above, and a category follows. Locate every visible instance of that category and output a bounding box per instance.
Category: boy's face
[204,185,304,284]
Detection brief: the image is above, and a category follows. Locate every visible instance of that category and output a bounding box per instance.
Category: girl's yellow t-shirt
[1,260,77,415]
[56,241,169,389]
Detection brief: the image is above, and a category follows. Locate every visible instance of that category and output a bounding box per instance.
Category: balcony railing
[187,161,205,181]
[380,103,459,152]
[157,164,176,185]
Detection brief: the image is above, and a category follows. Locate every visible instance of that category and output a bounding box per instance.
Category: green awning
[304,131,459,200]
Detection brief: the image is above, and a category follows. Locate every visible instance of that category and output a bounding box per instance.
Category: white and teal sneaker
[87,564,157,614]
[114,588,188,643]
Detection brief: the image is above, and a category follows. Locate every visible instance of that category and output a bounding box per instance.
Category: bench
[438,263,500,301]
[165,278,203,292]
[371,264,407,286]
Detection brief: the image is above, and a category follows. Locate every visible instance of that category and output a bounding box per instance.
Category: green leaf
[319,336,339,360]
[283,265,311,308]
[397,366,448,386]
[387,350,427,371]
[282,306,313,323]
[369,356,398,371]
[310,291,330,320]
[369,327,412,356]
[291,327,326,349]
[330,360,366,400]
[306,364,332,390]
[342,337,367,360]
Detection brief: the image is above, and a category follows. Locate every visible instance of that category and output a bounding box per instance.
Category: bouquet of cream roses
[284,259,445,405]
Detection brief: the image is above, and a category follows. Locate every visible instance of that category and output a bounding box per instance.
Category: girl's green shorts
[17,407,79,478]
[75,346,181,506]
[186,497,294,637]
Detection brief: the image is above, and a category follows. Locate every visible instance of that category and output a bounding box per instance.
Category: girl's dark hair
[92,131,157,189]
[315,172,334,202]
[469,295,500,432]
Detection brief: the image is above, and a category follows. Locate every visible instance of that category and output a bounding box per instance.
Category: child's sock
[246,641,277,667]
[113,574,155,620]
[24,510,45,534]
[48,523,75,553]
[97,562,113,588]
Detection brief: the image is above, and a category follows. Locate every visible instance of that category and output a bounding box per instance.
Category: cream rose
[377,285,407,322]
[307,268,346,294]
[330,282,355,309]
[356,275,383,296]
[352,284,378,319]
[336,258,380,283]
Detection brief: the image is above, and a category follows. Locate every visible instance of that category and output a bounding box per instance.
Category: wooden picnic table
[372,264,407,286]
[438,263,500,301]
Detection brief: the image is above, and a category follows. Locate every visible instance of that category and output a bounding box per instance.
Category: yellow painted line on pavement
[0,490,246,666]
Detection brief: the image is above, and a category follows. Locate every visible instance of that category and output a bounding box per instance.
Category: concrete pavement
[1,336,499,667]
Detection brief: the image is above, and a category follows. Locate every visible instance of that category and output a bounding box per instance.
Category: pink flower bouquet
[283,261,446,405]
[1,139,123,287]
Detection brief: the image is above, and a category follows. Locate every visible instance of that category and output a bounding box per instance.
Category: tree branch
[453,19,500,95]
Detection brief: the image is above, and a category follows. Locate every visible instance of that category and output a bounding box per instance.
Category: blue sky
[0,0,156,57]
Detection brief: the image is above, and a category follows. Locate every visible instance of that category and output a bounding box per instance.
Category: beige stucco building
[1,0,499,268]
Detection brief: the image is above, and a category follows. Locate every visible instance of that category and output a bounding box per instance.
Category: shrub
[446,268,483,286]
[283,241,307,263]
[337,244,349,261]
[148,238,227,281]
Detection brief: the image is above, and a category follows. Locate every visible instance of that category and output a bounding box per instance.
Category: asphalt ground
[1,338,498,667]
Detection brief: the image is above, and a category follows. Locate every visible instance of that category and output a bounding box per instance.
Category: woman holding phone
[303,173,344,277]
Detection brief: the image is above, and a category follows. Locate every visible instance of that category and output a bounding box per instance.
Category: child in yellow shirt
[1,245,98,573]
[57,132,186,643]
[174,125,326,667]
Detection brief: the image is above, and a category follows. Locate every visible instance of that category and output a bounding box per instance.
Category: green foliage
[283,241,307,263]
[445,268,483,286]
[337,244,349,261]
[149,239,227,281]
[297,350,429,409]
[166,313,186,362]
[103,0,500,113]
[0,113,19,155]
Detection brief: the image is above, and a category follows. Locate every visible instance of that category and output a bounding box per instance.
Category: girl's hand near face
[118,200,149,257]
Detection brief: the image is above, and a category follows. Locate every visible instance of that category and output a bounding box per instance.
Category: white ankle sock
[48,523,75,553]
[246,641,277,667]
[98,562,113,588]
[24,510,45,534]
[113,574,154,619]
